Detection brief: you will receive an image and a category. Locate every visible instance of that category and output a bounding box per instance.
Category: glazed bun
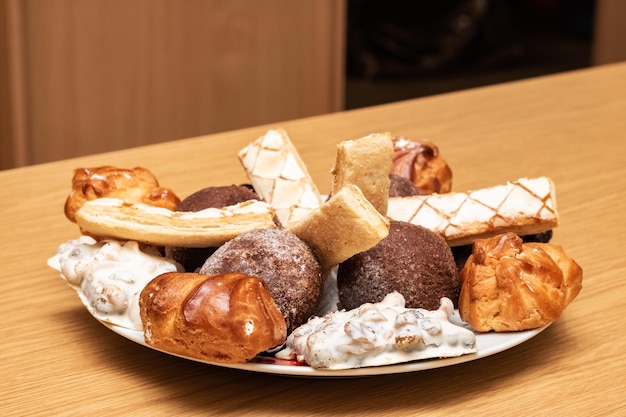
[64,166,179,223]
[390,137,452,195]
[458,233,583,331]
[139,272,287,363]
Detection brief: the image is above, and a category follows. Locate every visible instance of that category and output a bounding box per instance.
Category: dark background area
[345,0,595,108]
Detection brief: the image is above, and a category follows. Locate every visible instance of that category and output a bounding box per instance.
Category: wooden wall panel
[2,0,345,168]
[593,0,626,65]
[1,0,28,169]
[0,0,12,169]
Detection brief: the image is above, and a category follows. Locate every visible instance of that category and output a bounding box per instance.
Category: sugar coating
[199,228,323,333]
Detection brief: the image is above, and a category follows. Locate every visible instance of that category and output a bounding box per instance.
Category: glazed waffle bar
[387,177,558,247]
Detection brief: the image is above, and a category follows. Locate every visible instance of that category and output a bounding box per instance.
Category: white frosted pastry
[48,235,182,330]
[275,292,476,370]
[238,128,324,226]
[387,176,558,246]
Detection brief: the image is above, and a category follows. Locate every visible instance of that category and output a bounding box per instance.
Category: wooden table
[2,62,625,416]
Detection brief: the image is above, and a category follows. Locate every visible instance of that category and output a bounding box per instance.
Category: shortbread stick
[331,132,393,215]
[75,198,277,247]
[288,184,390,270]
[387,177,558,247]
[238,129,324,227]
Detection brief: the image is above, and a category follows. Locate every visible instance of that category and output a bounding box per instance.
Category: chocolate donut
[337,220,459,310]
[199,228,323,333]
[176,184,259,212]
[388,174,421,197]
[165,185,261,271]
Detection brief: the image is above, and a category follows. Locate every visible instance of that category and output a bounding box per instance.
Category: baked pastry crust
[458,233,582,331]
[238,128,324,227]
[139,272,287,363]
[74,198,277,247]
[331,132,393,215]
[288,184,390,270]
[390,137,452,195]
[388,177,559,247]
[64,166,179,223]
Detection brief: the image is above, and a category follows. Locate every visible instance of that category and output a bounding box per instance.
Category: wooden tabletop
[2,62,625,416]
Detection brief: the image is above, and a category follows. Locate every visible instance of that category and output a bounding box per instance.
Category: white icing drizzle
[276,292,477,370]
[48,236,181,330]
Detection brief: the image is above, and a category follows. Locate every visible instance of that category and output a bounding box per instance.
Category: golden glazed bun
[139,272,287,363]
[390,137,452,195]
[458,233,582,332]
[64,166,180,223]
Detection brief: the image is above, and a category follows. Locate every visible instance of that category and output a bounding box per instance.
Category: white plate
[55,242,550,377]
[100,313,549,378]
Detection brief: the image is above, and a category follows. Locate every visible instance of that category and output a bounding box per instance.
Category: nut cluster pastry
[276,292,476,369]
[47,235,181,330]
[458,233,583,331]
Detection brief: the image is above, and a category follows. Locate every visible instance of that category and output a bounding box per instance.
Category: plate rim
[101,314,549,378]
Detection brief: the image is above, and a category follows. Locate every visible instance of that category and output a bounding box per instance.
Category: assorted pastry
[198,227,324,333]
[337,220,460,311]
[140,272,287,363]
[48,128,583,370]
[275,292,476,370]
[458,232,582,332]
